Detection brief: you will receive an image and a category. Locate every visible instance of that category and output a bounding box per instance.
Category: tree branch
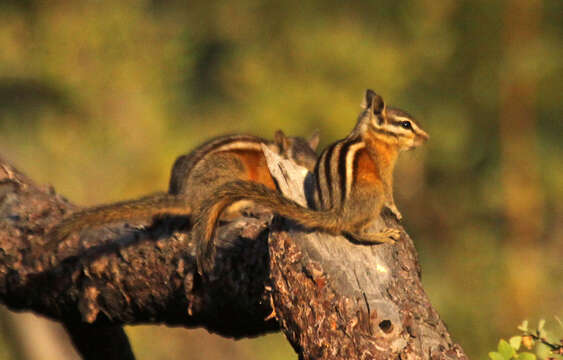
[63,323,135,360]
[0,155,279,359]
[262,148,469,359]
[0,154,468,359]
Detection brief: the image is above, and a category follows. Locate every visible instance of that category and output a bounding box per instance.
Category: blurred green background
[0,0,561,359]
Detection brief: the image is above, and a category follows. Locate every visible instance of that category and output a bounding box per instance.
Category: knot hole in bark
[378,320,393,334]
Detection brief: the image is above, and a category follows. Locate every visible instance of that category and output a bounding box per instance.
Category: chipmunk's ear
[274,129,290,151]
[308,129,320,150]
[361,89,385,116]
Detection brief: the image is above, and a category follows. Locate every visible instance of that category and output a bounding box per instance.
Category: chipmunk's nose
[414,130,429,146]
[419,129,429,142]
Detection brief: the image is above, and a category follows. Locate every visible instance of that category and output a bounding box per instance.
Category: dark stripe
[387,107,423,128]
[337,138,360,206]
[371,127,400,138]
[317,148,330,209]
[376,113,384,125]
[323,143,336,209]
[389,121,414,134]
[313,151,324,208]
[189,135,264,174]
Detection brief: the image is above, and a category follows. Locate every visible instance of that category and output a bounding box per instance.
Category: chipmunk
[45,130,320,251]
[194,90,429,274]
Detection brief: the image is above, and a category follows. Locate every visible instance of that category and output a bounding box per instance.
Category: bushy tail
[45,193,191,252]
[195,180,341,274]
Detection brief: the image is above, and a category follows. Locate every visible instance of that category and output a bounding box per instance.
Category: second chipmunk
[45,130,319,251]
[194,90,429,274]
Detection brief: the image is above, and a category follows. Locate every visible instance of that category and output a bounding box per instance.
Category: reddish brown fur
[195,90,429,275]
[363,136,398,187]
[45,132,318,253]
[232,150,277,190]
[353,148,381,187]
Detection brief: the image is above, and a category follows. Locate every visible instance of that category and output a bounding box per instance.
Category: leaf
[516,352,536,360]
[537,319,547,338]
[518,320,529,332]
[489,351,507,360]
[510,336,522,351]
[538,319,545,331]
[535,342,552,359]
[498,339,516,359]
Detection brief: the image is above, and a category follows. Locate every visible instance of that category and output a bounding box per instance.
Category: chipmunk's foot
[381,228,401,242]
[351,227,401,244]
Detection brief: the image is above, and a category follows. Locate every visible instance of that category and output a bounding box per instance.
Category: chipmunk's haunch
[194,90,429,274]
[45,131,319,251]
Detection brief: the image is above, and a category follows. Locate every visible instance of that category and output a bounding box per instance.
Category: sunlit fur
[356,96,429,151]
[195,89,429,274]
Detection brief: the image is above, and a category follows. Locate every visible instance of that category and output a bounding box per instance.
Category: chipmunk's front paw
[387,204,403,221]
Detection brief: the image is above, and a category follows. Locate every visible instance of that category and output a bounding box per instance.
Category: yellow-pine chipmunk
[45,130,320,252]
[194,90,429,274]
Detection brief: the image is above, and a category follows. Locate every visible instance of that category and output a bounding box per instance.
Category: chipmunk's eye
[401,121,412,130]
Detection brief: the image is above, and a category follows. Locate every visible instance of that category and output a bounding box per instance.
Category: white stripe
[210,141,263,154]
[393,116,412,122]
[345,141,366,200]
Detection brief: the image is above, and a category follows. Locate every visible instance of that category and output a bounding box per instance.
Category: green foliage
[490,320,563,360]
[488,338,536,360]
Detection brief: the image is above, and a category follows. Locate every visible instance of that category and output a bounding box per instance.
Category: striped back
[169,135,267,194]
[313,135,366,211]
[312,89,429,212]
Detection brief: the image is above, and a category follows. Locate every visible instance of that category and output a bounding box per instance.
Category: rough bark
[0,154,468,359]
[261,147,468,360]
[0,155,278,359]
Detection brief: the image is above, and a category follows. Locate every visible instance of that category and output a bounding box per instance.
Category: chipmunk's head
[272,129,320,171]
[360,89,429,151]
